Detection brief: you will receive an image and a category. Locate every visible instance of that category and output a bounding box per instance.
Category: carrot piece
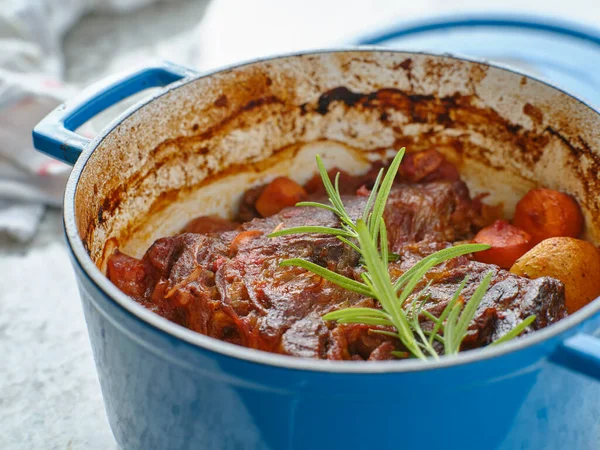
[399,149,460,182]
[513,188,583,244]
[183,215,238,234]
[473,220,534,269]
[255,176,307,217]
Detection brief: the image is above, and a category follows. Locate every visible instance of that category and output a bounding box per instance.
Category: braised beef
[107,179,567,360]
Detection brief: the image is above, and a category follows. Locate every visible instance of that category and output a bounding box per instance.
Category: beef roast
[107,180,567,360]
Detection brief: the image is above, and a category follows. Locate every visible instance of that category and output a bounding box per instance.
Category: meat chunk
[107,250,148,299]
[112,233,235,337]
[407,258,567,349]
[384,181,479,250]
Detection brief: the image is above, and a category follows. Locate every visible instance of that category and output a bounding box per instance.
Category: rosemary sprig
[268,149,535,359]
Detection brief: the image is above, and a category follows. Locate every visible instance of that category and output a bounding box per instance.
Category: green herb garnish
[269,149,535,359]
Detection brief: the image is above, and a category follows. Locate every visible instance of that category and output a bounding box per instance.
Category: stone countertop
[0,211,116,449]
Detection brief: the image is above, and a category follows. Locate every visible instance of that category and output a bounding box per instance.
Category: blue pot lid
[356,15,600,109]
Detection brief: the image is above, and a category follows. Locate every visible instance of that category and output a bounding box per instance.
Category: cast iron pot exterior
[33,50,600,449]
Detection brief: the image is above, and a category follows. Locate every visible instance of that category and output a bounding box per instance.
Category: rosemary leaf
[316,155,354,226]
[322,307,391,321]
[489,315,537,346]
[362,168,384,223]
[409,289,439,358]
[421,329,446,344]
[393,243,490,292]
[316,155,343,211]
[361,272,375,290]
[370,329,399,338]
[356,219,426,359]
[443,301,460,355]
[279,258,373,297]
[336,236,361,254]
[422,310,442,325]
[380,221,389,270]
[369,148,405,238]
[269,226,353,238]
[452,272,493,351]
[397,258,439,307]
[428,277,468,346]
[295,201,338,213]
[394,244,490,290]
[337,317,395,326]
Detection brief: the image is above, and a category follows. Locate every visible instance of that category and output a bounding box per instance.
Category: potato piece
[513,188,583,244]
[510,237,600,313]
[255,176,307,217]
[473,220,533,269]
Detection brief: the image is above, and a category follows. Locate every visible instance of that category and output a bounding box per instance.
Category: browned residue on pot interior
[523,103,544,124]
[88,57,600,262]
[111,141,374,251]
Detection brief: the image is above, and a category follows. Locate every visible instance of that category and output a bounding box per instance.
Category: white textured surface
[0,239,116,449]
[2,0,600,449]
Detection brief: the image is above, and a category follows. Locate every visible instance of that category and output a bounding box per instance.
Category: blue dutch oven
[33,49,600,449]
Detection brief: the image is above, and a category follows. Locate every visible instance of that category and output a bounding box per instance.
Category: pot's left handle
[32,62,198,165]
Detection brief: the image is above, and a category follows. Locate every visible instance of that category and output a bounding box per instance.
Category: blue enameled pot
[33,50,600,450]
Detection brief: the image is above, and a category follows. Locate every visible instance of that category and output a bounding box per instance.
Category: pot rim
[64,47,600,374]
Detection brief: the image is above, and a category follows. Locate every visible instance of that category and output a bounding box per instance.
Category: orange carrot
[183,215,238,234]
[513,188,583,244]
[473,220,533,269]
[399,149,460,182]
[255,176,307,217]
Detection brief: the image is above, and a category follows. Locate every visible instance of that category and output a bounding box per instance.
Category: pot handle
[551,333,600,381]
[32,61,198,165]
